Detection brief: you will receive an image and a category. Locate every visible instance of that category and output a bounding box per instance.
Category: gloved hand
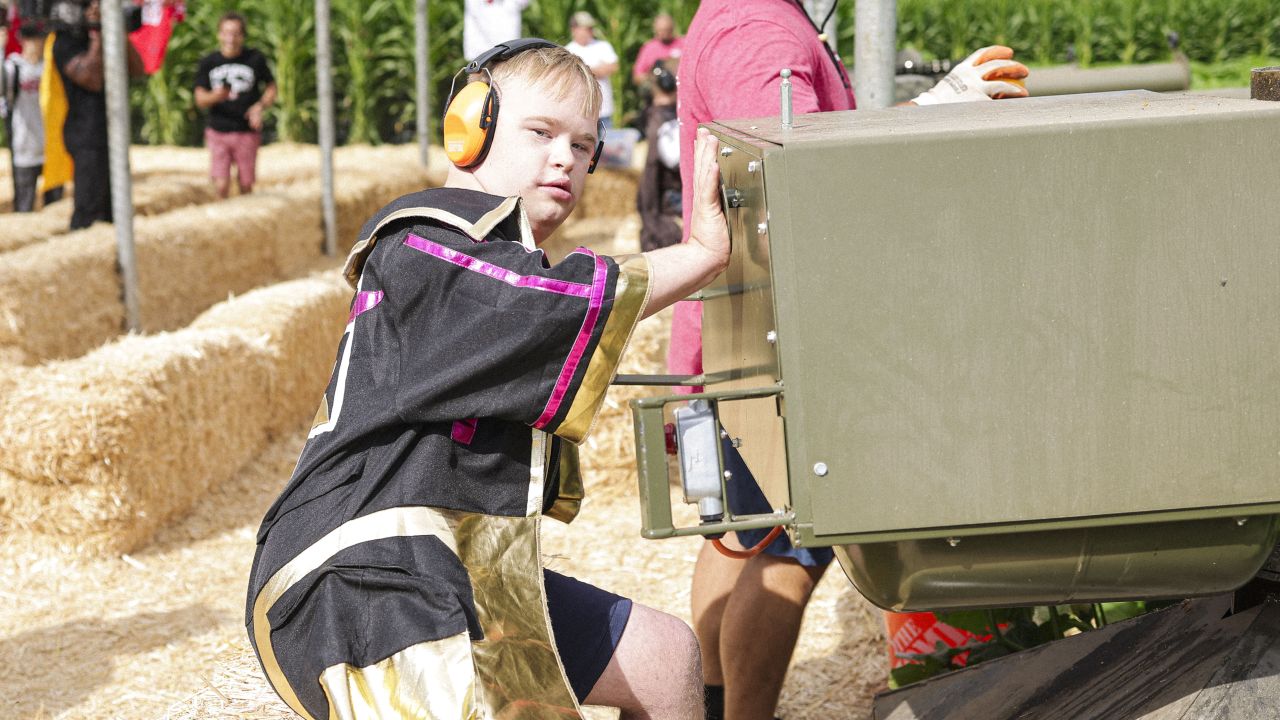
[912,45,1029,106]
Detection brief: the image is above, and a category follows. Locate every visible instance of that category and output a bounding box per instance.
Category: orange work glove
[912,45,1030,105]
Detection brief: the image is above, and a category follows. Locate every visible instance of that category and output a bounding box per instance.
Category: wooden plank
[1174,603,1280,719]
[873,595,1276,720]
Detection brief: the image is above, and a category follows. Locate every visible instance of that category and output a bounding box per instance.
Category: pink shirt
[670,0,856,386]
[632,36,684,83]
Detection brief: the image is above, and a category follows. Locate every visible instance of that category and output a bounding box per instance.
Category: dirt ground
[4,219,890,720]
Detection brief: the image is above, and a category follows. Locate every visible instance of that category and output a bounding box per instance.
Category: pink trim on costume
[533,251,607,429]
[403,233,591,297]
[348,290,384,322]
[452,418,479,444]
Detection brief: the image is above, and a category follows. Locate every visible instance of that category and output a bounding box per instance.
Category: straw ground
[3,169,889,720]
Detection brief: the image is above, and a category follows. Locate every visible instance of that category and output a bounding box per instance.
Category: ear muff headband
[444,38,607,174]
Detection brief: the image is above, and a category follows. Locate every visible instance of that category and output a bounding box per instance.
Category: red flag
[129,0,185,75]
[5,4,21,57]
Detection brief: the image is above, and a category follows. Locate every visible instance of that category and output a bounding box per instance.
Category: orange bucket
[883,611,992,669]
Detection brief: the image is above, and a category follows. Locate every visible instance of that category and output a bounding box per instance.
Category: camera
[18,0,142,34]
[652,60,677,94]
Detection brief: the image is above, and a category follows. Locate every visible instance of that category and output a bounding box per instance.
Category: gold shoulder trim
[342,199,522,288]
[556,255,653,443]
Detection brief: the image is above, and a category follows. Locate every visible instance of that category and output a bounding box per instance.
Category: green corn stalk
[249,1,317,142]
[333,0,403,145]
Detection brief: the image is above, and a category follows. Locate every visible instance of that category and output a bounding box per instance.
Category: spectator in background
[631,12,682,85]
[52,0,144,229]
[636,60,680,251]
[5,24,61,211]
[463,0,531,62]
[565,11,618,128]
[194,12,275,199]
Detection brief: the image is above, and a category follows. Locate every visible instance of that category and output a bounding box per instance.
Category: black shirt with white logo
[194,47,274,133]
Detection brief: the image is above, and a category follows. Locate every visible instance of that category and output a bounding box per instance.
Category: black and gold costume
[246,188,650,719]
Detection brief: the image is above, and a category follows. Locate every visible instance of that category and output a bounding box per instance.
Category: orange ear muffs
[443,39,607,173]
[444,81,498,168]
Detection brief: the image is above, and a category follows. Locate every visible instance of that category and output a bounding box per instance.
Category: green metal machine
[629,91,1280,612]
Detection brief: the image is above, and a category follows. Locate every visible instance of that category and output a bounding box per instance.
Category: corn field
[891,0,1280,66]
[129,0,1279,147]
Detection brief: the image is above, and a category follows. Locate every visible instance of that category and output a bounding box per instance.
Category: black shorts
[544,569,633,701]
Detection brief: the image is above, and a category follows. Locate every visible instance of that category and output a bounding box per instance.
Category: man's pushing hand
[688,127,731,273]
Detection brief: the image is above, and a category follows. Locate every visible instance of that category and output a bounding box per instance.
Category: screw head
[747,161,759,172]
[757,222,768,235]
[1236,517,1249,526]
[723,470,734,480]
[766,330,777,344]
[720,146,734,157]
[946,537,961,547]
[812,462,828,477]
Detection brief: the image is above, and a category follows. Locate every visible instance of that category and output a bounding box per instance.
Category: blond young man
[246,42,729,720]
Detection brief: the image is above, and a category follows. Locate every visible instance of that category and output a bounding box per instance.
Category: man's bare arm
[194,85,230,108]
[62,34,105,92]
[127,39,145,78]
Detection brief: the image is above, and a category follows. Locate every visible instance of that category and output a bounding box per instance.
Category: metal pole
[854,0,897,109]
[315,0,337,256]
[1252,67,1280,101]
[101,0,140,331]
[414,0,430,168]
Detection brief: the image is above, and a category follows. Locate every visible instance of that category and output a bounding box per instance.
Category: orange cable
[710,526,785,559]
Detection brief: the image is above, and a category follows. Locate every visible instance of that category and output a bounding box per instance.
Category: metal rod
[315,0,338,256]
[414,0,430,167]
[1252,66,1280,101]
[1025,62,1191,96]
[101,0,140,331]
[854,0,897,109]
[780,69,793,128]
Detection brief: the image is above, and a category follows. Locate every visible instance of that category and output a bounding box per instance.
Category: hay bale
[333,159,432,250]
[132,190,308,333]
[0,144,432,259]
[0,155,430,365]
[573,167,640,220]
[0,272,351,554]
[0,227,126,364]
[0,201,75,253]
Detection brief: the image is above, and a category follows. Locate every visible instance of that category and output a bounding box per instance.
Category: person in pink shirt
[631,12,683,85]
[672,2,1028,719]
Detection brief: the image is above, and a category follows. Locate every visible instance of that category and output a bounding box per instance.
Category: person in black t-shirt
[194,12,275,198]
[51,0,144,229]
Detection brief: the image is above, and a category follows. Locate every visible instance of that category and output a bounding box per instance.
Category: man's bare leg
[720,555,826,720]
[691,536,748,685]
[584,602,704,719]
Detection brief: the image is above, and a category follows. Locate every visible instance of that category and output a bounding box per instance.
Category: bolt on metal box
[631,91,1280,610]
